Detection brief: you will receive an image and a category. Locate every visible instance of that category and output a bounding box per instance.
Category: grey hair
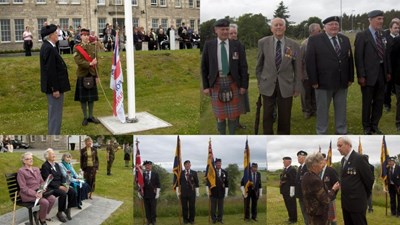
[21,152,33,164]
[230,24,238,30]
[272,17,286,27]
[338,136,352,147]
[84,136,92,143]
[42,35,50,41]
[43,148,53,160]
[309,23,321,34]
[305,152,324,170]
[61,153,72,161]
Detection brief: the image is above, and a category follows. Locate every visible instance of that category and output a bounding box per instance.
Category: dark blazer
[340,151,374,213]
[390,37,400,85]
[201,38,249,89]
[179,169,200,197]
[388,164,400,187]
[41,161,66,190]
[354,28,390,86]
[280,165,297,197]
[207,169,229,199]
[295,164,308,198]
[40,40,71,94]
[80,147,99,170]
[306,33,354,89]
[143,171,160,199]
[322,166,339,200]
[241,171,262,196]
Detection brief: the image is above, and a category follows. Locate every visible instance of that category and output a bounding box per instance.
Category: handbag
[83,76,94,89]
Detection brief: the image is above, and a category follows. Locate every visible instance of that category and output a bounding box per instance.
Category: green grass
[0,49,200,134]
[200,33,400,134]
[0,150,133,224]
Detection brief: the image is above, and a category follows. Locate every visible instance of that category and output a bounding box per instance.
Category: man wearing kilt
[201,19,249,134]
[321,154,339,225]
[73,28,101,126]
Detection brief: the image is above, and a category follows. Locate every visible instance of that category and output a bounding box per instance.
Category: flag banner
[380,135,390,189]
[135,140,144,195]
[205,139,216,189]
[358,136,363,155]
[110,31,126,123]
[172,136,182,191]
[243,139,253,193]
[327,140,332,167]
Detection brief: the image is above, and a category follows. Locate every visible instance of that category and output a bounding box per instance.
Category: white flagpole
[124,0,138,122]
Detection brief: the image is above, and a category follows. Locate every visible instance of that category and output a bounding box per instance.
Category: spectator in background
[157,28,169,50]
[362,154,375,213]
[321,153,340,225]
[123,143,132,167]
[23,26,33,56]
[178,22,187,49]
[134,27,143,50]
[68,25,76,52]
[80,136,99,200]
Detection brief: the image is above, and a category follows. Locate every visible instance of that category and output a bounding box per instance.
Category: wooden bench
[5,173,38,225]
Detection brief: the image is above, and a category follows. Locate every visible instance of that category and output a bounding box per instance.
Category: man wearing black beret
[280,156,297,223]
[240,162,262,221]
[295,150,309,224]
[40,24,71,135]
[355,10,391,135]
[138,160,160,225]
[306,16,354,135]
[387,156,400,217]
[201,18,249,134]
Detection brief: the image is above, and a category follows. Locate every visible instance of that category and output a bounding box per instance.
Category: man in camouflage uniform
[106,139,118,175]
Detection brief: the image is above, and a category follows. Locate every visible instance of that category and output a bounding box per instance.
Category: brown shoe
[56,212,67,223]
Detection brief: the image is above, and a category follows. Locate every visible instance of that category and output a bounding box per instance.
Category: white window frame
[13,0,23,4]
[30,136,36,142]
[188,0,193,8]
[0,0,10,4]
[159,0,166,7]
[97,0,105,5]
[133,18,139,28]
[14,19,24,42]
[151,18,159,29]
[98,18,106,36]
[114,0,122,5]
[132,0,137,6]
[58,0,68,4]
[36,0,46,4]
[175,0,181,7]
[150,0,157,6]
[161,18,168,30]
[71,0,80,4]
[0,19,11,43]
[41,135,47,142]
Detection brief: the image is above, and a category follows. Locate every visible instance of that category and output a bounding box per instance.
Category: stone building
[0,0,200,51]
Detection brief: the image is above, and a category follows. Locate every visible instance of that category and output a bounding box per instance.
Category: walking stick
[254,94,262,134]
[12,191,17,225]
[177,195,183,225]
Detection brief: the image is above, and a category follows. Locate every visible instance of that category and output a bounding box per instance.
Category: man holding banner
[176,160,199,224]
[241,163,262,222]
[207,158,229,224]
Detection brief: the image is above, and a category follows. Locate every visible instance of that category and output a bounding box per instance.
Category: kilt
[327,200,336,221]
[74,76,99,102]
[210,76,243,120]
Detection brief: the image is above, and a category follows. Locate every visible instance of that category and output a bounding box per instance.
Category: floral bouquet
[34,174,53,207]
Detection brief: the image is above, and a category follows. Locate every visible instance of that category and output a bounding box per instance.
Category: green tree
[151,164,169,194]
[236,13,270,49]
[273,1,290,25]
[225,163,240,196]
[199,19,216,52]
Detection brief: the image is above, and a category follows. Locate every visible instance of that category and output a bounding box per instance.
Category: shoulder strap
[75,45,93,63]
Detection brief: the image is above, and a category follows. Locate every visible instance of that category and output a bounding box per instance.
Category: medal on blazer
[232,51,239,60]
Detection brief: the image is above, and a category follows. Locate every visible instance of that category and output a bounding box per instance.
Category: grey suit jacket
[256,36,301,98]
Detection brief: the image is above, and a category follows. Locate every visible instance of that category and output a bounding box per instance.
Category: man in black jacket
[280,156,297,224]
[40,24,71,135]
[240,163,262,221]
[207,158,229,224]
[295,150,309,224]
[321,153,339,225]
[388,156,400,216]
[138,160,160,225]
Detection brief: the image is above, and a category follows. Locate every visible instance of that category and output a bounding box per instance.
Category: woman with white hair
[301,152,340,225]
[17,152,56,225]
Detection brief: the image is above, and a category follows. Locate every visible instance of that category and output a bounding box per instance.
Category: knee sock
[81,102,88,119]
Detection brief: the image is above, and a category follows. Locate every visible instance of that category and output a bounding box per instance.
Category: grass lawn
[0,150,133,224]
[0,49,200,134]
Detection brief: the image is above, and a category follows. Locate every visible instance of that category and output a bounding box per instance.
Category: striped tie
[275,40,282,70]
[332,36,341,56]
[375,31,384,60]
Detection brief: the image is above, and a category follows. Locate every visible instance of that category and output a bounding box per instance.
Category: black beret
[368,10,384,18]
[41,24,57,38]
[322,153,327,158]
[143,160,152,165]
[283,156,292,160]
[184,160,191,164]
[251,163,258,167]
[388,157,396,161]
[215,158,222,163]
[297,150,308,156]
[323,16,340,25]
[214,19,230,27]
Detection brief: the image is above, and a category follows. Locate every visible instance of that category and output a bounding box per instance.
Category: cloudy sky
[133,135,267,171]
[267,135,400,171]
[201,0,397,24]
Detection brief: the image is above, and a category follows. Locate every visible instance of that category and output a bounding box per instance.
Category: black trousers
[211,197,224,222]
[342,208,367,225]
[107,158,114,174]
[389,183,400,216]
[301,79,316,115]
[283,195,297,222]
[384,79,394,107]
[144,197,157,223]
[244,190,258,219]
[52,188,77,212]
[181,195,196,223]
[395,84,400,128]
[361,65,385,131]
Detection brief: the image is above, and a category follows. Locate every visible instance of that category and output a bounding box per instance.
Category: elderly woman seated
[58,153,91,209]
[301,152,340,225]
[17,152,56,225]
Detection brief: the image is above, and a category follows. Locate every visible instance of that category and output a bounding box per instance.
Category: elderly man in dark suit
[256,17,301,134]
[201,19,249,134]
[337,136,374,225]
[240,162,262,222]
[41,148,77,223]
[388,156,400,216]
[321,153,340,225]
[175,160,199,224]
[295,150,309,225]
[138,160,161,225]
[355,10,391,135]
[40,24,71,135]
[280,156,297,224]
[307,16,354,135]
[388,21,400,131]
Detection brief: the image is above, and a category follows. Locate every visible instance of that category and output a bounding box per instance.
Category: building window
[150,0,157,6]
[0,19,11,42]
[175,0,181,7]
[97,0,105,5]
[54,135,60,141]
[13,0,23,4]
[196,0,199,7]
[15,19,24,41]
[41,135,47,142]
[133,18,139,28]
[190,19,195,30]
[72,18,81,30]
[189,0,193,8]
[161,18,168,30]
[60,18,69,30]
[151,18,159,29]
[0,0,10,3]
[98,18,106,36]
[37,18,46,40]
[58,0,67,4]
[159,0,165,6]
[114,0,122,5]
[36,0,46,4]
[176,19,182,28]
[30,135,35,142]
[71,0,80,4]
[132,0,137,6]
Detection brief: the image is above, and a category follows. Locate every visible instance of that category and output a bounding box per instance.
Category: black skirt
[124,153,130,161]
[74,76,99,102]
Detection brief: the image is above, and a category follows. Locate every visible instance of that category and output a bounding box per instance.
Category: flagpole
[177,136,182,225]
[124,0,138,123]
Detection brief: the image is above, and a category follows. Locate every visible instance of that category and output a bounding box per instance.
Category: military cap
[252,162,258,167]
[388,157,396,161]
[323,16,340,25]
[214,19,230,27]
[283,156,292,160]
[80,28,90,35]
[184,160,191,165]
[368,10,384,18]
[143,160,153,165]
[41,24,57,38]
[215,158,222,163]
[297,150,308,156]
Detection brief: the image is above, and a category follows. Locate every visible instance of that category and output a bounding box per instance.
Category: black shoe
[88,117,100,124]
[56,212,67,223]
[78,205,82,209]
[372,128,383,134]
[368,208,373,213]
[252,218,258,222]
[107,173,112,176]
[65,208,72,220]
[364,129,372,135]
[39,220,47,225]
[82,118,88,126]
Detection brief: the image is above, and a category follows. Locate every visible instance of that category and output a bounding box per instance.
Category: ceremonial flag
[135,140,144,195]
[242,139,253,193]
[172,136,182,191]
[358,136,363,155]
[326,140,332,167]
[380,136,390,189]
[110,31,126,123]
[205,139,216,189]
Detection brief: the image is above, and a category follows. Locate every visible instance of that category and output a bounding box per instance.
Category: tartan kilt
[210,76,243,120]
[74,76,99,102]
[327,200,336,221]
